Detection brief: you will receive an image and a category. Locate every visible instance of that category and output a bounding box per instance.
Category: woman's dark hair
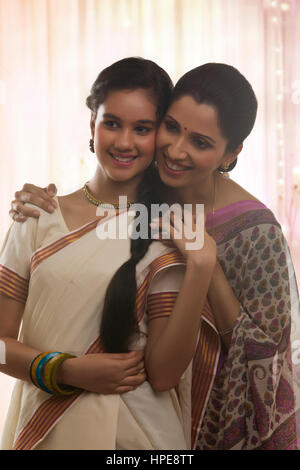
[93,57,173,353]
[171,63,258,171]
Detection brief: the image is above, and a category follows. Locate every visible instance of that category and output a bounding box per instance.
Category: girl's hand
[9,183,57,221]
[59,350,146,395]
[150,211,217,270]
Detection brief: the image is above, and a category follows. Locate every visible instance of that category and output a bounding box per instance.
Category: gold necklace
[82,183,135,210]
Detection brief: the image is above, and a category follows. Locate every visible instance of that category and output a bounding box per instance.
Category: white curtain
[0,0,299,438]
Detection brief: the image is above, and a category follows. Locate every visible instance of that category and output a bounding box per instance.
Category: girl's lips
[162,155,192,176]
[109,152,138,167]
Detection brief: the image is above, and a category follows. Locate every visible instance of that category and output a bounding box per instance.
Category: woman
[0,57,216,450]
[7,62,300,450]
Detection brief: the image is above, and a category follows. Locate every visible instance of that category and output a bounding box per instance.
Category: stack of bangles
[29,352,79,396]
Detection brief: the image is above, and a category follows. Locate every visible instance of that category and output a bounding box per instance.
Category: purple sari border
[206,200,268,228]
[205,200,280,245]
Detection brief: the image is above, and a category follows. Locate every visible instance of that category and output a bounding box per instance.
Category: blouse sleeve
[146,265,185,322]
[0,218,38,304]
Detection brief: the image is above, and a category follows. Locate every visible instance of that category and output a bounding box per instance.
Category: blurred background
[0,0,300,438]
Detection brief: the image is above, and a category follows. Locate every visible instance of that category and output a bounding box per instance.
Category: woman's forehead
[167,97,223,138]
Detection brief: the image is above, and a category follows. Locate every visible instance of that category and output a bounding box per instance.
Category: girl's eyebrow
[165,114,216,144]
[103,113,156,125]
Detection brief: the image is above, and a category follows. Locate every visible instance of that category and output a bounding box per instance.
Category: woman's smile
[162,154,193,175]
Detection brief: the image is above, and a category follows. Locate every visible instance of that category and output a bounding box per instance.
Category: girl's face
[91,88,157,183]
[155,96,241,189]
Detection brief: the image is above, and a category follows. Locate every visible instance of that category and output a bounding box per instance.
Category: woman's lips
[109,152,138,167]
[162,155,192,175]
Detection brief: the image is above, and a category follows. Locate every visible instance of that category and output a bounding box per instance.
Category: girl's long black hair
[100,164,166,352]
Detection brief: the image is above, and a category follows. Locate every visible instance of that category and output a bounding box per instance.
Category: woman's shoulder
[216,175,261,210]
[216,175,278,220]
[211,175,283,242]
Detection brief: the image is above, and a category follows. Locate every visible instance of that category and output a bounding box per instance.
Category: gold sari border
[0,264,29,304]
[30,219,100,274]
[147,291,179,321]
[191,320,220,449]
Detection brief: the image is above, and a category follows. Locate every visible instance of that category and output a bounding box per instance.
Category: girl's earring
[154,160,158,168]
[89,139,95,153]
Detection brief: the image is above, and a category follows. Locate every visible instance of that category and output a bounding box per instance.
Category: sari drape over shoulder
[195,200,300,450]
[0,200,191,450]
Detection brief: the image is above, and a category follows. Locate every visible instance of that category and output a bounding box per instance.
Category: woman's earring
[89,139,95,153]
[218,158,237,176]
[218,163,230,178]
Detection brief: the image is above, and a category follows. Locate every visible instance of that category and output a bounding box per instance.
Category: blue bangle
[35,352,62,394]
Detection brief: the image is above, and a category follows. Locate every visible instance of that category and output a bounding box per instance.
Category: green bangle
[45,353,79,396]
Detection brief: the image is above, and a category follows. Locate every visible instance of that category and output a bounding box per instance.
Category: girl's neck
[88,167,142,205]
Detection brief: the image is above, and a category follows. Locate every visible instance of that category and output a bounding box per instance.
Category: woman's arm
[9,183,58,221]
[0,293,146,394]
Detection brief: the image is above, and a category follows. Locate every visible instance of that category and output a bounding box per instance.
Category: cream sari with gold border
[0,200,191,450]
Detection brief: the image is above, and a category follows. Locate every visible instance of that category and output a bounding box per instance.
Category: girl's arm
[0,293,146,395]
[145,215,217,392]
[145,259,214,392]
[0,294,40,382]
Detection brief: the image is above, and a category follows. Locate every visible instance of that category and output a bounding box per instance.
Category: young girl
[0,57,216,450]
[8,62,300,450]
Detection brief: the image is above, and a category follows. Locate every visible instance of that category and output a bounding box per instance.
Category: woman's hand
[150,211,217,270]
[59,350,146,395]
[9,183,58,222]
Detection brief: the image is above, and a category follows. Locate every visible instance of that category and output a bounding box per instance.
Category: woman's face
[155,96,240,189]
[91,88,157,183]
